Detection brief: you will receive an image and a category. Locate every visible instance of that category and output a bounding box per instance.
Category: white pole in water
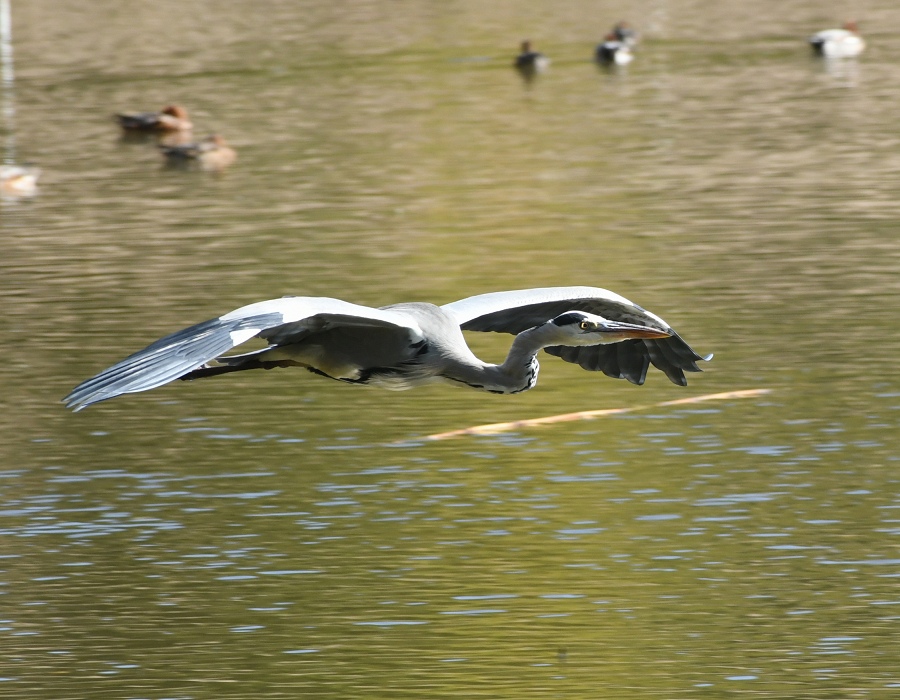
[0,0,16,165]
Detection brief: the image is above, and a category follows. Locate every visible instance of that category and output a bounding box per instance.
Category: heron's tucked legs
[181,356,301,381]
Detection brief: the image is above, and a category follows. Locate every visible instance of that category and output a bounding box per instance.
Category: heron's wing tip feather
[63,311,288,410]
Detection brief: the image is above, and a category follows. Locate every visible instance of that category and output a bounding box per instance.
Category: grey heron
[64,286,711,411]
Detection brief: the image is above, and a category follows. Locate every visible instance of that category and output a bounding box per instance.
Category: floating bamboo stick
[420,389,771,441]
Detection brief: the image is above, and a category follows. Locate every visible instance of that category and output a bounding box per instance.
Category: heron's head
[549,311,671,345]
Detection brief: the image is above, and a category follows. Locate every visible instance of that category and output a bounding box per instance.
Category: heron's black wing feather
[545,342,641,384]
[617,341,650,384]
[545,333,705,387]
[646,340,687,386]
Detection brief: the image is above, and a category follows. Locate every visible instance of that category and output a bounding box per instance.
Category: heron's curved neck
[446,323,556,394]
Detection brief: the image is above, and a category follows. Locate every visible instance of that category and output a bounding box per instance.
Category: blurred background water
[2,1,900,698]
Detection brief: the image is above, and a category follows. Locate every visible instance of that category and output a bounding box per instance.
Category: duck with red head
[596,21,637,65]
[809,20,865,58]
[115,104,193,133]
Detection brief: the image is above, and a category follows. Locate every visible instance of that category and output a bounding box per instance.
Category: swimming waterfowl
[809,21,865,58]
[115,104,193,133]
[610,21,638,46]
[596,22,638,65]
[596,33,634,65]
[0,165,40,197]
[160,134,236,171]
[514,40,550,73]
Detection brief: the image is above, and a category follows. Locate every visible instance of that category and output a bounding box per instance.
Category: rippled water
[3,1,900,698]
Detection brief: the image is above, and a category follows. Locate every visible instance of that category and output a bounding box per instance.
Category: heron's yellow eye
[579,321,592,330]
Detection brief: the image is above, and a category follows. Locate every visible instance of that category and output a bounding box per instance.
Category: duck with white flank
[514,40,550,74]
[809,20,865,58]
[596,22,637,66]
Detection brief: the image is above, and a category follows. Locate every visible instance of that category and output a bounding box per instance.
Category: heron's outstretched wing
[64,297,424,411]
[442,286,711,386]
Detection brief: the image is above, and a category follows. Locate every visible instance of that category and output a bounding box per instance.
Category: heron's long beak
[599,320,672,341]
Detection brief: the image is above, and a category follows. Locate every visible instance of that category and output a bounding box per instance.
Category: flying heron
[64,286,711,411]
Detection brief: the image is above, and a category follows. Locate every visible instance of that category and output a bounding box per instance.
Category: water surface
[3,1,900,698]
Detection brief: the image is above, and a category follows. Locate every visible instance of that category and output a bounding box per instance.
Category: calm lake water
[3,1,900,698]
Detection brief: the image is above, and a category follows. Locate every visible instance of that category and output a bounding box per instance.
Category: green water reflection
[3,1,900,698]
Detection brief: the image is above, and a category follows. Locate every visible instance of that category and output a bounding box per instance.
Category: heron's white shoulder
[219,296,426,345]
[220,296,415,326]
[443,286,637,321]
[441,286,674,336]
